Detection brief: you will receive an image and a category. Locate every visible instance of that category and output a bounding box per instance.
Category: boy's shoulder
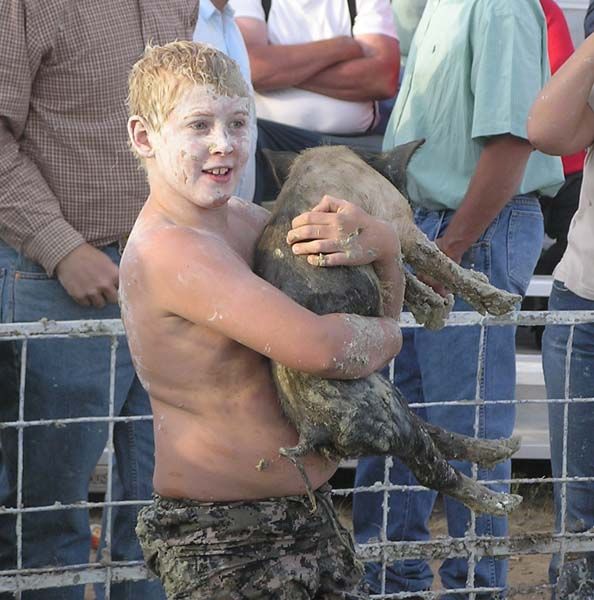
[228,196,271,232]
[120,220,247,314]
[124,221,229,270]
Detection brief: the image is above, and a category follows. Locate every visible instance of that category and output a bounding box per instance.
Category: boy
[122,41,404,599]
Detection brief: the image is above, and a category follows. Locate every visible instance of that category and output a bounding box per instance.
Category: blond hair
[128,41,249,133]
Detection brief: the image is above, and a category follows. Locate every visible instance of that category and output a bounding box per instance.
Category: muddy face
[150,84,251,208]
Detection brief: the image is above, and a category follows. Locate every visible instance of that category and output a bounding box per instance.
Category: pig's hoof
[484,289,522,316]
[478,491,523,516]
[411,293,454,330]
[455,474,523,516]
[471,287,521,316]
[465,435,522,470]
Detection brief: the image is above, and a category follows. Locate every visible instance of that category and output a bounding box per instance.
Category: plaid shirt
[0,0,199,274]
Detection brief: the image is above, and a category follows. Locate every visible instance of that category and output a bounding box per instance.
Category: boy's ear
[128,116,155,159]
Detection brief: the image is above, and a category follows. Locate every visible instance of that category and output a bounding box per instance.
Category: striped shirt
[0,0,199,274]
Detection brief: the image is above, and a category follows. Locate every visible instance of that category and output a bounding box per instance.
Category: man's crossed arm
[237,17,399,101]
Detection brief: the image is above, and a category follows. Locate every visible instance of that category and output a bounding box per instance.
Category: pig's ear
[352,139,425,199]
[262,149,298,188]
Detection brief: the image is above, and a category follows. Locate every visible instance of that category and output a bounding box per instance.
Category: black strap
[347,0,357,29]
[261,0,357,29]
[586,0,594,38]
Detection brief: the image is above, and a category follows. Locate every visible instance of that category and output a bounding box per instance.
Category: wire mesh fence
[0,311,592,598]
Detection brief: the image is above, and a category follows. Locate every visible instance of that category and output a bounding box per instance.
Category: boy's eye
[230,119,246,129]
[190,121,208,131]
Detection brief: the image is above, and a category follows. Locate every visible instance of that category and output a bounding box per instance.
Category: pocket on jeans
[551,279,569,295]
[0,268,6,322]
[507,206,544,295]
[15,264,52,280]
[13,272,72,322]
[459,214,499,275]
[461,240,489,275]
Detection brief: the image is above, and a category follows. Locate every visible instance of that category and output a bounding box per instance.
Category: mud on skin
[254,144,523,515]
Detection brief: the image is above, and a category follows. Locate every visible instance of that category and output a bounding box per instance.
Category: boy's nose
[208,128,233,154]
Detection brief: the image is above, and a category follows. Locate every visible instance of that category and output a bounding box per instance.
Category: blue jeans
[353,195,543,598]
[542,281,594,592]
[0,242,165,600]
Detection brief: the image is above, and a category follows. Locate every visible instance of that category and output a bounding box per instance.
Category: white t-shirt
[230,0,398,134]
[553,86,594,300]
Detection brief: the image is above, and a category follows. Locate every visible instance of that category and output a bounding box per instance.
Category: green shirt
[392,0,427,64]
[384,0,564,210]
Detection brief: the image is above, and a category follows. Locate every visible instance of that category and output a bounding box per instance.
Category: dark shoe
[556,556,594,600]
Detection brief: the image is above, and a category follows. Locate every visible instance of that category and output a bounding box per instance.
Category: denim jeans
[0,241,165,600]
[542,281,594,593]
[353,195,543,598]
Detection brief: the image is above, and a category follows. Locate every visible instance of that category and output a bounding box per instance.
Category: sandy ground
[334,478,555,599]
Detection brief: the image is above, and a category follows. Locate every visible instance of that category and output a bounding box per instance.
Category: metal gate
[0,311,592,598]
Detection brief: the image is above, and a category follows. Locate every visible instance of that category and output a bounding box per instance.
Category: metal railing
[0,311,593,598]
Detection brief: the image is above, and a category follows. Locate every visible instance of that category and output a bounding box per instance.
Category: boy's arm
[287,195,405,319]
[151,228,402,379]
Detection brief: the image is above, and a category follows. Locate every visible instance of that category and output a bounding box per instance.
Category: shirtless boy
[122,41,405,599]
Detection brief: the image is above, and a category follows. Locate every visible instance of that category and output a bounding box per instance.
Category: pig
[254,143,523,515]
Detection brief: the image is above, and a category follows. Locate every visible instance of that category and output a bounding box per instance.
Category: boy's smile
[151,84,251,209]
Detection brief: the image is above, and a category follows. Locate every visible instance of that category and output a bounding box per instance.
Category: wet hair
[128,41,249,133]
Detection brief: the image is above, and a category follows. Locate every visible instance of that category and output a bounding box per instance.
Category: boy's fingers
[291,211,337,229]
[287,224,333,244]
[291,239,341,256]
[311,194,349,213]
[306,252,346,267]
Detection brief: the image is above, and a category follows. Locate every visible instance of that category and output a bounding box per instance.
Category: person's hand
[436,233,468,266]
[287,195,399,267]
[55,243,119,308]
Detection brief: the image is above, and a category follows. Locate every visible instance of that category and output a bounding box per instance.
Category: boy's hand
[287,195,399,267]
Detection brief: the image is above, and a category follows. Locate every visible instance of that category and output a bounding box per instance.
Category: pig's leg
[420,420,521,469]
[392,380,521,467]
[398,425,522,516]
[442,470,522,515]
[404,270,454,330]
[387,384,522,515]
[401,228,520,316]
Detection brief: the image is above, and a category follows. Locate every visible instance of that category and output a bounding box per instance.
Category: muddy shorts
[136,485,367,599]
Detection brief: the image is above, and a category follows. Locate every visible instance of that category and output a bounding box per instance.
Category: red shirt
[540,0,585,175]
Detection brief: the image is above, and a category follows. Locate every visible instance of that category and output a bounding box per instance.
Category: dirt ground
[334,477,555,599]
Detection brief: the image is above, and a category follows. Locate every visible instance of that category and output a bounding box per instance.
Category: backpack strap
[261,1,356,29]
[347,0,357,29]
